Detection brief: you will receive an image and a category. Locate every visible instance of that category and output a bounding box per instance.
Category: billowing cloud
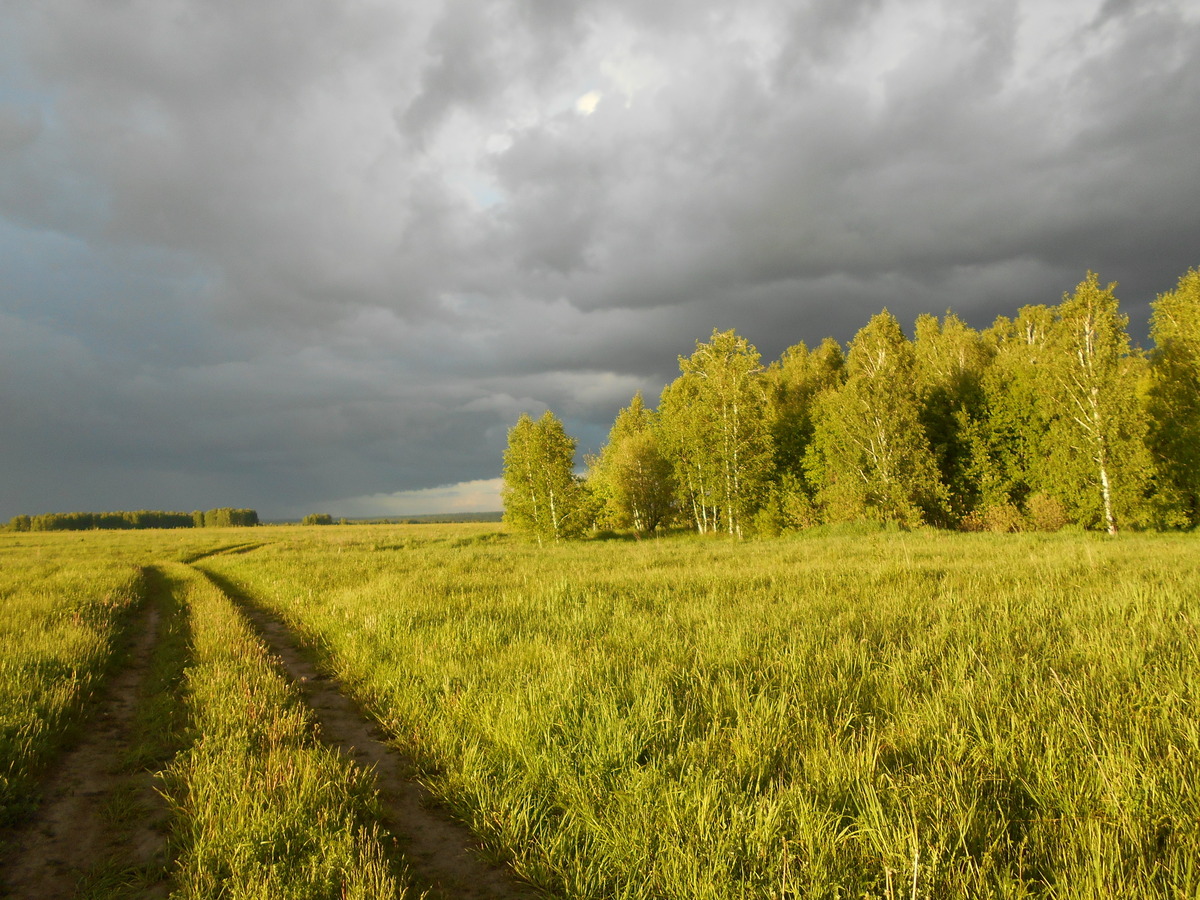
[1,0,1198,517]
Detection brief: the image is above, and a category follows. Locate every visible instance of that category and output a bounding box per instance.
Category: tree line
[503,268,1200,541]
[4,508,259,532]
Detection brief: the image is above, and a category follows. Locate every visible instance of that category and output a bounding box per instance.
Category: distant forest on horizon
[4,508,260,532]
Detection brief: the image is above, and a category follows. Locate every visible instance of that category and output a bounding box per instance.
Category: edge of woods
[0,538,423,899]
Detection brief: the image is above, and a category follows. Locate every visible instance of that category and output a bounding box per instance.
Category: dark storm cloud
[1,0,1198,518]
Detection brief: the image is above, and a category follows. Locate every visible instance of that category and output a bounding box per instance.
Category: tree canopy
[502,410,586,544]
[1148,267,1200,527]
[588,392,674,535]
[658,330,773,536]
[806,310,946,528]
[502,265,1199,539]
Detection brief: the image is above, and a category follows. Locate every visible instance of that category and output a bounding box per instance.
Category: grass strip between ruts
[158,562,411,900]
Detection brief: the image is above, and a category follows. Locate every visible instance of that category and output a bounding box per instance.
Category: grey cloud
[2,0,1198,518]
[26,0,395,107]
[612,3,1194,312]
[0,102,41,154]
[401,0,507,141]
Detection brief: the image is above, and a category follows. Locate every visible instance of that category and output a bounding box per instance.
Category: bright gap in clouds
[575,90,602,115]
[317,478,504,519]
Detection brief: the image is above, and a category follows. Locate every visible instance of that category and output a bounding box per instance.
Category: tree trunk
[1098,456,1117,535]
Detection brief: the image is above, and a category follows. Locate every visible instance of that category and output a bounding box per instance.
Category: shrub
[963,503,1024,533]
[1025,492,1070,531]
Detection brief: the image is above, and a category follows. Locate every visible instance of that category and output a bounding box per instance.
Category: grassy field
[1,524,1197,898]
[0,534,153,823]
[197,525,1200,899]
[0,525,263,822]
[0,529,412,896]
[158,562,409,899]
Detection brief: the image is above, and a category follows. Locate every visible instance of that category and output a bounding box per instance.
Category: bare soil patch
[0,597,171,899]
[199,568,544,900]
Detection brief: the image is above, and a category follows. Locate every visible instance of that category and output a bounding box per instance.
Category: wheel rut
[194,567,545,900]
[0,575,174,899]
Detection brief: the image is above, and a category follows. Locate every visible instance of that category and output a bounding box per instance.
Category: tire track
[192,567,544,900]
[178,541,271,564]
[0,573,176,899]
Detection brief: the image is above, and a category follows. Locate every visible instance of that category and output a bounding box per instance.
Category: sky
[1,0,1198,520]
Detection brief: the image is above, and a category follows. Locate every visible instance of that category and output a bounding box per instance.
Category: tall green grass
[0,538,147,822]
[0,527,262,824]
[158,563,410,899]
[201,526,1200,899]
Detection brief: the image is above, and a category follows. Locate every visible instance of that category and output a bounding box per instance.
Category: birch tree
[761,337,845,529]
[806,310,945,527]
[1040,273,1153,534]
[502,410,584,543]
[969,305,1057,526]
[913,313,992,525]
[1148,267,1200,527]
[589,392,675,534]
[767,338,845,482]
[658,330,773,536]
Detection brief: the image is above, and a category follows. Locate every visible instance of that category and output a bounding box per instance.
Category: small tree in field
[503,410,585,544]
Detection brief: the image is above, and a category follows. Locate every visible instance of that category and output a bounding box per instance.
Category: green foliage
[764,338,845,527]
[584,265,1197,534]
[806,310,946,527]
[970,305,1056,515]
[503,411,587,543]
[201,508,259,528]
[588,393,675,535]
[16,511,195,531]
[961,500,1025,533]
[2,509,260,531]
[1148,267,1200,527]
[302,513,335,526]
[913,313,992,524]
[658,329,774,535]
[1037,274,1154,533]
[767,337,845,479]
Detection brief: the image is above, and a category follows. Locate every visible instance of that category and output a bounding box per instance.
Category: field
[0,537,145,823]
[0,524,1197,899]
